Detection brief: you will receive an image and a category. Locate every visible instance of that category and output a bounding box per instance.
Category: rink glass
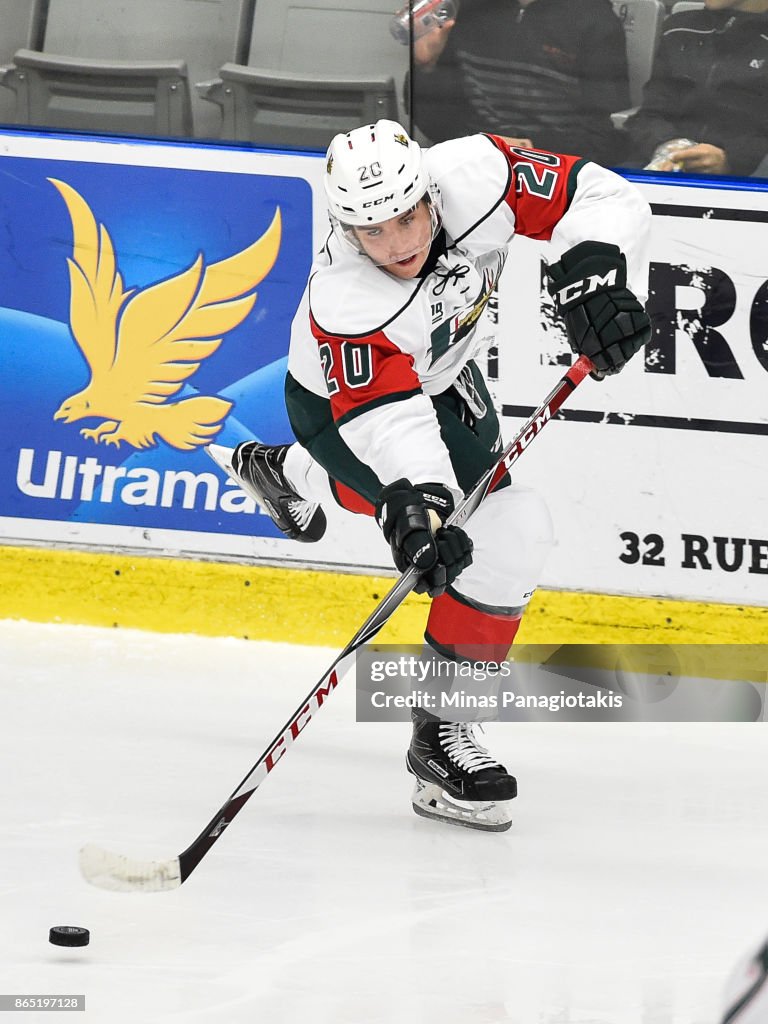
[0,1,762,183]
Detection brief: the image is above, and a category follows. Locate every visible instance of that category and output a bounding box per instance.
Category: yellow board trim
[1,544,766,645]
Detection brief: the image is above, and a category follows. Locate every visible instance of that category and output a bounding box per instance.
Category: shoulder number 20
[510,147,559,200]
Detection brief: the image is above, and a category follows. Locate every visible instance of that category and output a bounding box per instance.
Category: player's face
[353,201,433,278]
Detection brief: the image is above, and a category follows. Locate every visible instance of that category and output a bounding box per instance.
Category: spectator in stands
[410,0,630,166]
[625,0,768,175]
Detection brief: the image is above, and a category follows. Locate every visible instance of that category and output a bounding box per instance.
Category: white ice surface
[1,619,767,1024]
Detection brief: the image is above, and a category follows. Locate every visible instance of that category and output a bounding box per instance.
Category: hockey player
[209,120,651,832]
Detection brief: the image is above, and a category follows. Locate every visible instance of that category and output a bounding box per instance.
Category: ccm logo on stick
[264,672,341,772]
[505,408,552,468]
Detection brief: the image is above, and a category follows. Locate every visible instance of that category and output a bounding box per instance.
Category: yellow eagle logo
[51,179,281,450]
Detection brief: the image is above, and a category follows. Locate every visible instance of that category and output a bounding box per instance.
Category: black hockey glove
[375,479,473,598]
[547,241,651,377]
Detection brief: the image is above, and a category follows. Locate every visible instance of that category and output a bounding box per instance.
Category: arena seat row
[0,0,702,149]
[0,0,405,146]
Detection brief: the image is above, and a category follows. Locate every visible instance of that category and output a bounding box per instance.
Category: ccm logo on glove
[547,240,651,377]
[554,269,618,305]
[375,479,473,598]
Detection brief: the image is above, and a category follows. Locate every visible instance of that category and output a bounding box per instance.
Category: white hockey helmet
[324,119,434,226]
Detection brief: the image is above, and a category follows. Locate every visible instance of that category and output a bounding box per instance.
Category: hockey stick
[79,354,593,892]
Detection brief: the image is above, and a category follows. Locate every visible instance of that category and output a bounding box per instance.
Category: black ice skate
[406,713,516,832]
[206,443,326,542]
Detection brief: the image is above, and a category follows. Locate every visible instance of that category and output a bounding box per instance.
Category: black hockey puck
[49,926,89,947]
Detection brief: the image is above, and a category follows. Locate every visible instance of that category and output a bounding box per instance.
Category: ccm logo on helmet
[556,270,618,305]
[362,193,395,208]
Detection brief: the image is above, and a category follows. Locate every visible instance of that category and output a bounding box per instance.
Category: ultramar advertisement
[1,135,320,559]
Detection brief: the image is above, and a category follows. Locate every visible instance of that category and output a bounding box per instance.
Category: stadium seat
[0,0,40,123]
[4,0,251,138]
[199,65,397,148]
[199,0,407,147]
[0,49,192,137]
[248,0,403,75]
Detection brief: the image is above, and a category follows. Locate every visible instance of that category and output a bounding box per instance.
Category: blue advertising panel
[0,134,314,544]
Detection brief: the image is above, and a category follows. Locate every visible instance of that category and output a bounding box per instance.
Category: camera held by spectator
[390,0,459,45]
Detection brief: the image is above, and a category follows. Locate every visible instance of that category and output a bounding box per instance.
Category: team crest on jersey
[428,256,506,366]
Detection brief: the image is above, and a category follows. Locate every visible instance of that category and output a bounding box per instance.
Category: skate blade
[205,443,235,474]
[410,780,512,833]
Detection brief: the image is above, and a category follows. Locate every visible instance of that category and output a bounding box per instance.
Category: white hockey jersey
[287,133,650,492]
